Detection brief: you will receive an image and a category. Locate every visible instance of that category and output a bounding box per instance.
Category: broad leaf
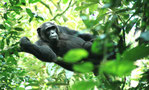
[26,8,34,17]
[0,39,4,49]
[35,16,44,21]
[73,62,94,73]
[126,18,138,33]
[123,45,149,61]
[100,60,135,77]
[80,13,99,28]
[29,0,41,3]
[14,27,24,31]
[91,39,102,54]
[71,80,96,90]
[63,49,88,63]
[75,3,97,11]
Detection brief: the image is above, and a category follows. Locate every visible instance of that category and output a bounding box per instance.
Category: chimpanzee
[20,22,99,71]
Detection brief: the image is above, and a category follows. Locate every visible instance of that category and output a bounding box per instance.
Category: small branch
[40,1,53,16]
[27,82,69,86]
[123,13,136,45]
[50,0,67,22]
[50,0,72,21]
[121,77,126,89]
[57,0,62,10]
[142,3,147,32]
[102,39,108,62]
[123,13,136,28]
[50,0,59,8]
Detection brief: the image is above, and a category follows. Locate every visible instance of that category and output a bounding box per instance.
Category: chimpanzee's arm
[55,61,73,71]
[20,37,57,62]
[20,37,74,71]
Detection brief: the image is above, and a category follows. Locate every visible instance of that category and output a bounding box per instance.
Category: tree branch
[40,1,53,16]
[50,0,73,21]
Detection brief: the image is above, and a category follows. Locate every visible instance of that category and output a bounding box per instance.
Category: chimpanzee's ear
[37,28,41,36]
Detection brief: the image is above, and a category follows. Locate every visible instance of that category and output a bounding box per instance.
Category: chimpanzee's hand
[20,37,32,51]
[20,37,31,45]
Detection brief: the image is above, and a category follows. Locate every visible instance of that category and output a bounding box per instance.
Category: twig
[50,0,72,21]
[27,82,69,86]
[50,0,67,22]
[121,77,126,89]
[40,1,53,16]
[118,13,136,46]
[50,0,59,9]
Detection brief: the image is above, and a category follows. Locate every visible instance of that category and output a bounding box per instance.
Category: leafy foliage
[0,0,149,89]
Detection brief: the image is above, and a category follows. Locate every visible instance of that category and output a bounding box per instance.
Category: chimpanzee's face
[45,26,59,41]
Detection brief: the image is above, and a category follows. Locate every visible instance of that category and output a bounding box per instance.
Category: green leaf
[21,0,26,5]
[71,80,96,90]
[123,45,149,61]
[86,0,99,3]
[6,37,10,45]
[26,8,34,22]
[9,0,14,5]
[73,62,94,73]
[63,49,88,63]
[89,4,98,13]
[80,13,99,28]
[63,0,68,4]
[35,16,44,21]
[29,0,41,3]
[91,40,102,54]
[14,27,24,31]
[80,14,90,28]
[126,18,138,33]
[4,13,8,20]
[26,8,34,17]
[0,39,5,49]
[12,6,23,11]
[7,56,17,64]
[0,24,5,29]
[75,3,96,11]
[15,87,25,90]
[100,60,135,77]
[29,17,34,22]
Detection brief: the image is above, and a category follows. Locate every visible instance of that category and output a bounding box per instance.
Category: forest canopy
[0,0,149,89]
